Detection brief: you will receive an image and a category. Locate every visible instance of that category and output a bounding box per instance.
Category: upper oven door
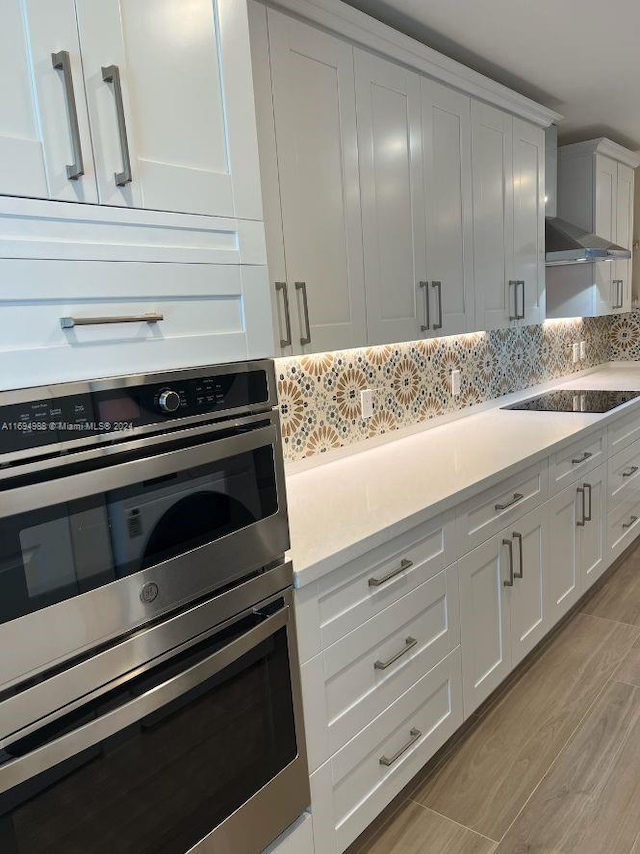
[0,412,289,691]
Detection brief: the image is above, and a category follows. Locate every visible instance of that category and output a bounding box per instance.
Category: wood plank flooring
[350,542,640,854]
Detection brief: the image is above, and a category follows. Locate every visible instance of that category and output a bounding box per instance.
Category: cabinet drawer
[608,439,640,513]
[608,407,640,457]
[457,462,547,553]
[297,512,455,661]
[310,648,463,854]
[607,498,640,562]
[549,429,605,494]
[0,260,272,388]
[323,566,459,757]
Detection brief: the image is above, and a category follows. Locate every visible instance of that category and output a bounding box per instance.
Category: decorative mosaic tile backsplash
[276,317,613,461]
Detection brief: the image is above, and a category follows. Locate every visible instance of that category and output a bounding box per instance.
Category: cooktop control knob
[158,389,181,413]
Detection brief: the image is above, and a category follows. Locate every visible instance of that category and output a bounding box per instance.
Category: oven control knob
[158,389,181,413]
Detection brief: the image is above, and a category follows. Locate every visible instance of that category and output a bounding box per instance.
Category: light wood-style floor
[348,541,640,854]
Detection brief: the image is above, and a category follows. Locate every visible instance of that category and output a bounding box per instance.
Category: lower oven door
[0,591,309,854]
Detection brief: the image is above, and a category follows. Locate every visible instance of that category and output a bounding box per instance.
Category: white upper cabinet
[471,102,515,331]
[265,10,367,353]
[355,50,425,345]
[1,0,96,203]
[74,0,261,217]
[512,118,545,325]
[557,139,640,317]
[421,79,474,337]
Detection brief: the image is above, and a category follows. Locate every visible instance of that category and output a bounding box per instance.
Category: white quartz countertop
[286,362,640,587]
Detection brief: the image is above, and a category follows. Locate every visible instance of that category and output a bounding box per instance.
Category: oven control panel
[0,367,270,456]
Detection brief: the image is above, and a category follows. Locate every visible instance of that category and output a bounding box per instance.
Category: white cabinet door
[459,537,512,716]
[615,162,634,313]
[0,0,98,202]
[547,484,582,625]
[355,51,425,346]
[268,10,367,352]
[508,505,548,668]
[75,0,261,218]
[594,154,618,315]
[421,79,474,337]
[512,117,545,325]
[471,102,514,331]
[580,464,608,589]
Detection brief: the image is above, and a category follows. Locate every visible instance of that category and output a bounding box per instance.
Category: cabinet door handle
[571,451,593,465]
[275,282,292,347]
[513,531,523,579]
[295,282,312,345]
[583,482,592,522]
[379,727,422,767]
[519,280,526,320]
[431,281,443,330]
[612,279,624,310]
[61,313,163,329]
[368,558,413,588]
[495,492,524,512]
[576,486,585,527]
[101,64,133,187]
[503,538,514,586]
[51,50,85,181]
[419,281,430,331]
[374,637,417,670]
[622,466,639,478]
[509,280,519,321]
[623,515,638,530]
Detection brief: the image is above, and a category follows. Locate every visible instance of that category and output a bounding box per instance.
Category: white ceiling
[344,0,640,149]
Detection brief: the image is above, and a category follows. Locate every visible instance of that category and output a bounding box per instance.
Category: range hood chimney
[544,126,631,266]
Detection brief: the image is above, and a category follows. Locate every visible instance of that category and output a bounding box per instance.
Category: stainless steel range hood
[545,216,631,266]
[544,126,632,266]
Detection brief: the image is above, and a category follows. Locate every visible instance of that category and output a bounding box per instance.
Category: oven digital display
[98,396,141,423]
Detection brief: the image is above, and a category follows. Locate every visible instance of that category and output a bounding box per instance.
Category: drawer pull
[572,451,593,465]
[622,466,639,478]
[374,637,417,671]
[379,727,422,767]
[61,313,164,329]
[622,515,639,530]
[495,492,524,512]
[368,558,413,587]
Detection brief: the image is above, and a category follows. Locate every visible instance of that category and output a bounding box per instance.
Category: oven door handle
[1,422,278,520]
[0,605,290,796]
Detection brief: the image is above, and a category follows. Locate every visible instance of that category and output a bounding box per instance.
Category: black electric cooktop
[503,389,640,413]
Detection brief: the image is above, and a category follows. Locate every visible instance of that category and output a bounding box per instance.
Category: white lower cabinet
[459,503,548,716]
[310,648,463,854]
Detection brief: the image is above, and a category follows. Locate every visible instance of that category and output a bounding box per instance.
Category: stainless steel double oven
[0,360,309,853]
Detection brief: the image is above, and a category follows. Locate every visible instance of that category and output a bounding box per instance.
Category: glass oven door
[0,591,309,854]
[0,412,289,691]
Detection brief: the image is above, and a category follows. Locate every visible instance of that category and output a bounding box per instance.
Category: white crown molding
[264,0,563,127]
[559,137,640,169]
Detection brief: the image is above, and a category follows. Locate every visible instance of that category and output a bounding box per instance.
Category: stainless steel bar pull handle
[503,538,514,586]
[513,531,523,579]
[368,558,413,587]
[576,487,585,527]
[102,64,133,187]
[509,280,519,321]
[52,50,84,180]
[572,451,592,465]
[583,482,592,522]
[623,466,639,478]
[419,281,430,331]
[518,280,526,320]
[374,637,417,670]
[61,313,163,329]
[295,282,311,345]
[623,515,638,529]
[495,492,524,512]
[379,727,422,767]
[275,282,292,347]
[613,279,624,310]
[431,281,443,330]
